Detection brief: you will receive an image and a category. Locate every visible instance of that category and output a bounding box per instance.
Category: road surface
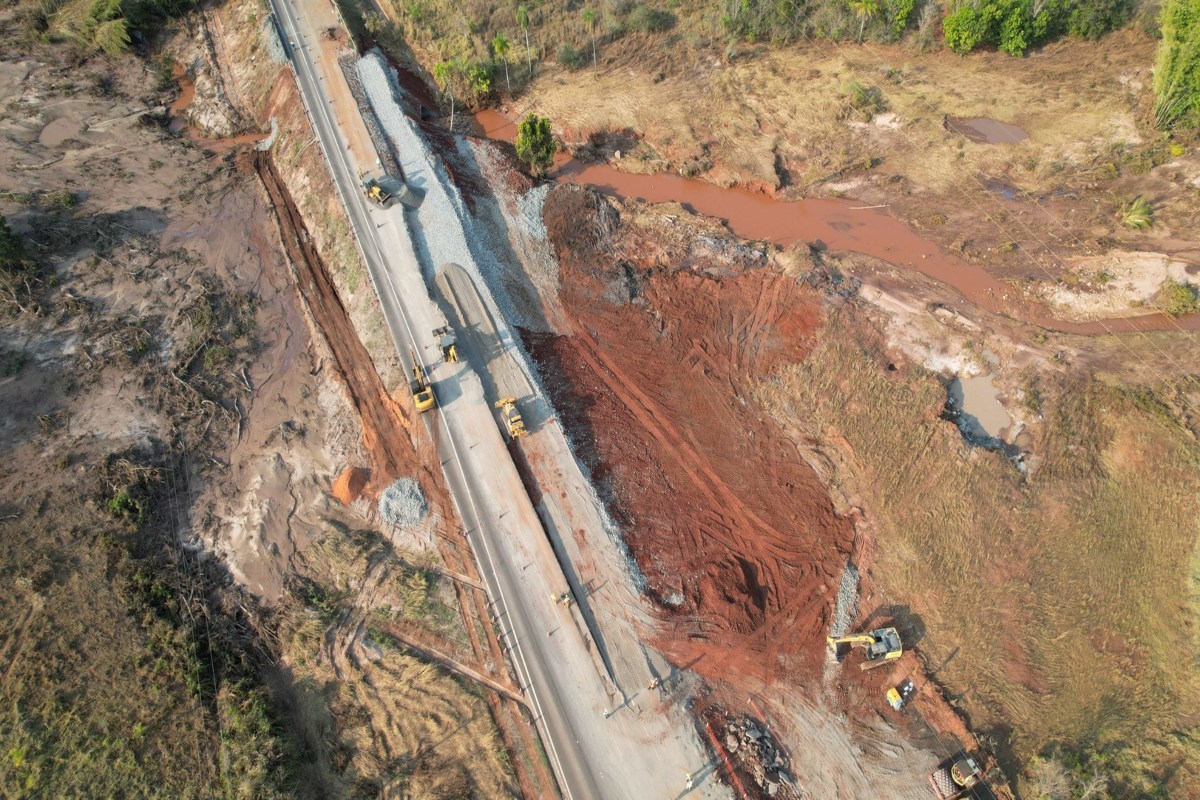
[264,1,724,797]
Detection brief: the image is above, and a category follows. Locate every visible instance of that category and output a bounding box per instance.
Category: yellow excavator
[409,349,435,412]
[827,627,903,671]
[495,396,527,439]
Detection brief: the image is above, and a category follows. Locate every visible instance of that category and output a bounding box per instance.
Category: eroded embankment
[531,185,854,684]
[252,151,413,488]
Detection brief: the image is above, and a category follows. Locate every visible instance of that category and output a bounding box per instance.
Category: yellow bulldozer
[827,627,903,671]
[494,397,526,439]
[409,349,435,412]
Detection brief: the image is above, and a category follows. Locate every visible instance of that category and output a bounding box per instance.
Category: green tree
[491,33,511,92]
[999,1,1032,55]
[583,7,598,68]
[850,0,880,40]
[517,4,532,77]
[885,0,916,40]
[432,60,459,131]
[463,61,491,100]
[943,3,994,53]
[515,113,556,177]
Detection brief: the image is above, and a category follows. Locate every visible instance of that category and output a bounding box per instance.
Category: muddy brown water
[473,109,1200,335]
[950,374,1013,442]
[944,116,1028,144]
[169,70,264,151]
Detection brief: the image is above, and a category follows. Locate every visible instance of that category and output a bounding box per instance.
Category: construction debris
[716,713,802,800]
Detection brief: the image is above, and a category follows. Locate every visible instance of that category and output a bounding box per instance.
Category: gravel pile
[831,560,859,638]
[356,51,544,397]
[379,477,428,529]
[339,53,401,179]
[722,717,800,799]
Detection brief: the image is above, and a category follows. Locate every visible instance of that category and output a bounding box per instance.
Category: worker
[649,677,661,690]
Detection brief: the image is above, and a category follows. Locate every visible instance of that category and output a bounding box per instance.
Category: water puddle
[944,116,1028,144]
[471,109,1198,334]
[38,117,81,147]
[168,69,265,152]
[168,68,196,135]
[946,374,1013,445]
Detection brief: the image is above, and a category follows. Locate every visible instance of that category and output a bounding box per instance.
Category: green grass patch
[1153,0,1200,130]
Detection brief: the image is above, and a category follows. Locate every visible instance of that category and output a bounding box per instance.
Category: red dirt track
[533,186,854,684]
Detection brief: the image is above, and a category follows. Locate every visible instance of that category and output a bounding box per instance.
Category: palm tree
[583,8,597,68]
[517,5,532,77]
[850,0,879,41]
[491,33,511,93]
[432,60,458,131]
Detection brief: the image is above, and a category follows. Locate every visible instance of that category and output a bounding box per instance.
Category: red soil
[331,466,370,505]
[533,186,854,685]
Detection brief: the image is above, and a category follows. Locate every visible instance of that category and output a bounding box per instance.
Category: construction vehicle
[827,627,903,671]
[433,326,459,363]
[409,349,436,412]
[362,174,393,207]
[887,677,916,711]
[494,396,527,439]
[929,753,987,800]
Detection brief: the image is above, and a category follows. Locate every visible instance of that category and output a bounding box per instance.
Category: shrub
[946,0,1131,55]
[0,218,24,273]
[628,4,675,32]
[999,1,1033,54]
[515,113,556,177]
[1120,195,1153,229]
[1158,279,1200,316]
[46,189,78,208]
[107,489,143,522]
[886,0,916,39]
[844,80,888,119]
[1066,0,1133,37]
[557,42,586,69]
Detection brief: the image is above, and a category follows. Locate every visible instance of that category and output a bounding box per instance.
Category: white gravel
[355,51,546,409]
[379,477,428,529]
[831,561,859,637]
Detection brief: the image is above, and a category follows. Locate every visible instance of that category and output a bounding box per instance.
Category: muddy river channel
[473,109,1199,335]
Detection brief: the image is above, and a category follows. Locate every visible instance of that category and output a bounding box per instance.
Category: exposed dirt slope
[253,151,413,490]
[532,185,853,684]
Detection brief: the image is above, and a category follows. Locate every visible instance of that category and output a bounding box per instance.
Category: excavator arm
[827,634,877,648]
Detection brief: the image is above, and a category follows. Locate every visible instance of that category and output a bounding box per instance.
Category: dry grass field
[758,309,1200,797]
